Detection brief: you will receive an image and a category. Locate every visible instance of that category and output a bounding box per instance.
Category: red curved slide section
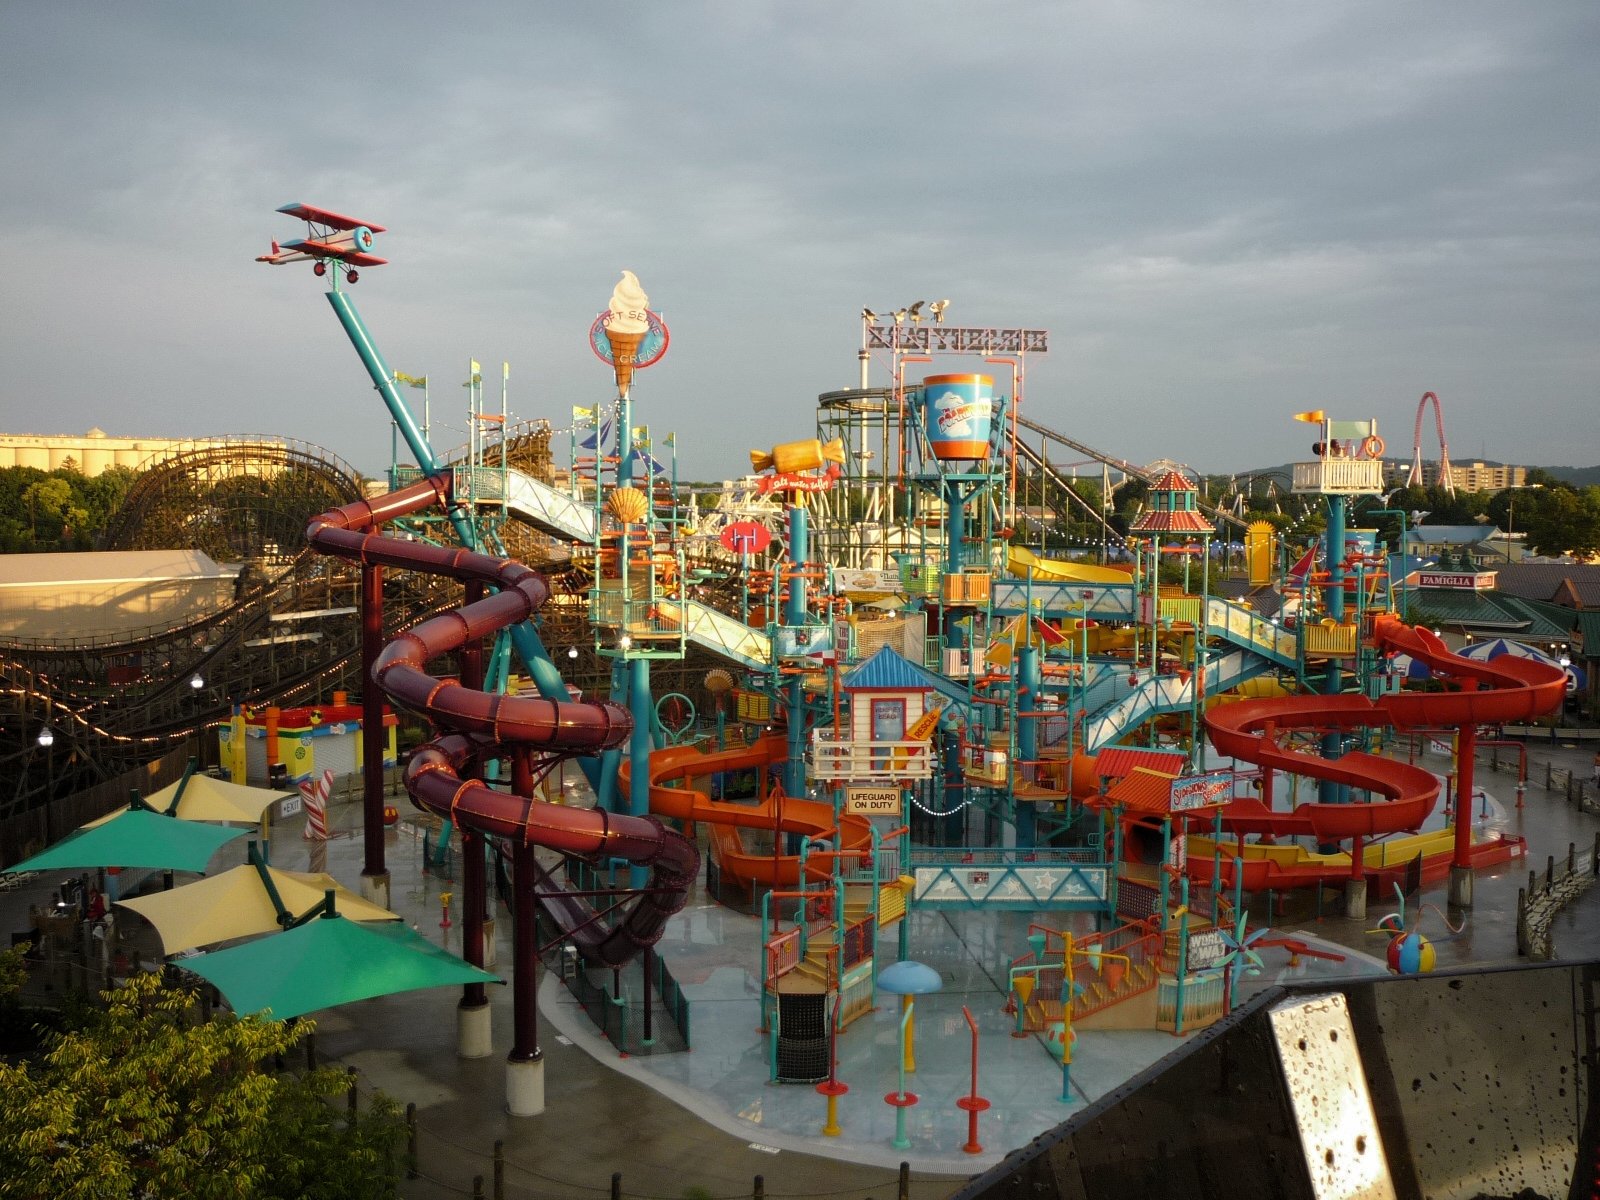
[619,735,871,888]
[307,477,699,966]
[1201,615,1566,883]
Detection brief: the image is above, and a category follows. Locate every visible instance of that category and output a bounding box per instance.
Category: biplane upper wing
[275,202,388,234]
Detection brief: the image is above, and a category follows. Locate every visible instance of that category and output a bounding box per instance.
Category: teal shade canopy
[3,808,248,875]
[179,914,502,1022]
[877,959,943,995]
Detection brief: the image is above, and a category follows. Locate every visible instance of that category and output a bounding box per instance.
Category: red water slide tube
[1203,615,1565,849]
[306,476,699,966]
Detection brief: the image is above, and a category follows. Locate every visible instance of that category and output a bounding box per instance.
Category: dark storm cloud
[0,2,1594,478]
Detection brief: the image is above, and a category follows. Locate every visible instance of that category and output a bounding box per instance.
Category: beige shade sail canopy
[88,773,295,828]
[116,864,398,956]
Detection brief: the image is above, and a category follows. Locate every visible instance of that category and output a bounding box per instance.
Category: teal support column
[1320,494,1348,807]
[783,505,809,799]
[1015,644,1040,847]
[941,733,966,846]
[628,658,652,889]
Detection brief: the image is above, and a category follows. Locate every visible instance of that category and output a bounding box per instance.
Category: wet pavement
[3,732,1597,1198]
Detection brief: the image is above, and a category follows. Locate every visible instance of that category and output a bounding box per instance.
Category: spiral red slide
[1199,614,1565,889]
[307,477,699,966]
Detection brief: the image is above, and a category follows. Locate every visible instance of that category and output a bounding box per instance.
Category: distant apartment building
[0,430,279,477]
[1382,461,1527,491]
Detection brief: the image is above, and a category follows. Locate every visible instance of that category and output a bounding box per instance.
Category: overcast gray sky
[2,3,1595,481]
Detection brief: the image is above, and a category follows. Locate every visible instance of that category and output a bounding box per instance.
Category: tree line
[0,465,138,553]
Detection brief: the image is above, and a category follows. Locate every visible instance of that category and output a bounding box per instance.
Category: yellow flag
[394,372,427,389]
[502,361,510,380]
[572,405,595,422]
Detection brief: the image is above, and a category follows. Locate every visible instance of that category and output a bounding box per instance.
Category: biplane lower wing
[277,237,388,267]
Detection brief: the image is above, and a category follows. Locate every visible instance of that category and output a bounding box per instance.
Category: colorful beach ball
[1386,931,1435,975]
[1043,1020,1079,1062]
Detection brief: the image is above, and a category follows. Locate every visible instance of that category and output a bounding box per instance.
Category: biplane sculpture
[256,202,387,282]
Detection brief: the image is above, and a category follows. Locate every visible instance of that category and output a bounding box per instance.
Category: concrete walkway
[4,731,1597,1198]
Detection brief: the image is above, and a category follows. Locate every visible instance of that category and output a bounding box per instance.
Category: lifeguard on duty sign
[845,786,902,817]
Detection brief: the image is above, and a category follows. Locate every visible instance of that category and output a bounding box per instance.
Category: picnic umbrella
[116,861,398,955]
[2,808,248,876]
[179,901,501,1022]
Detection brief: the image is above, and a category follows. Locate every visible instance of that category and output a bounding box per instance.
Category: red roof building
[1130,470,1215,536]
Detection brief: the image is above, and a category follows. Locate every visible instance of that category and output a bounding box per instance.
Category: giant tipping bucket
[919,374,994,465]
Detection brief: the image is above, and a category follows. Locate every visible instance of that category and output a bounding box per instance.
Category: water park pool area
[5,212,1597,1198]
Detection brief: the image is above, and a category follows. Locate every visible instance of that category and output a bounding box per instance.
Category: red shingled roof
[1130,508,1215,533]
[1148,470,1197,493]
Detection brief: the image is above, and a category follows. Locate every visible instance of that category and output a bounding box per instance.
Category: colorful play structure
[253,206,1567,1121]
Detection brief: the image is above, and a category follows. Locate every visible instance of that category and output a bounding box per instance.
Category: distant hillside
[1545,465,1600,487]
[1219,461,1600,488]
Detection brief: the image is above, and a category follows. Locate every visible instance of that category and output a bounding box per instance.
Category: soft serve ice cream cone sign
[589,270,669,395]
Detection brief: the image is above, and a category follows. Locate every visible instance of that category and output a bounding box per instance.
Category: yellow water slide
[1007,546,1135,585]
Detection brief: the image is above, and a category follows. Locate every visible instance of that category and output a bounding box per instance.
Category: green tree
[1523,485,1600,559]
[0,964,404,1199]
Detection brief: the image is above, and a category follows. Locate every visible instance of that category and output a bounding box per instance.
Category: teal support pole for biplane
[324,288,608,798]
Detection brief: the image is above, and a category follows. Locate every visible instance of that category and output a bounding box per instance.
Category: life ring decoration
[589,310,670,370]
[1362,435,1386,460]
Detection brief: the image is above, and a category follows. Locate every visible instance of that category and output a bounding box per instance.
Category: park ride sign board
[845,786,902,817]
[1417,571,1497,590]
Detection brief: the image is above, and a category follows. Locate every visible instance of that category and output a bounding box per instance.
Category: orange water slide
[618,734,873,889]
[1197,615,1566,890]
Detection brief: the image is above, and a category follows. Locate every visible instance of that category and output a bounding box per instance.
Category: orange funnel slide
[620,735,874,889]
[1201,615,1565,888]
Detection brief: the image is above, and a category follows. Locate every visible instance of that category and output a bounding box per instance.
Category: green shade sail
[179,914,502,1022]
[3,808,249,875]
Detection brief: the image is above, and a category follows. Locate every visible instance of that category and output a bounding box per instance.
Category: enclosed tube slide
[1199,615,1565,888]
[307,477,699,966]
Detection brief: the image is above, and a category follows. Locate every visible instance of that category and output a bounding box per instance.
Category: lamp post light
[36,726,54,748]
